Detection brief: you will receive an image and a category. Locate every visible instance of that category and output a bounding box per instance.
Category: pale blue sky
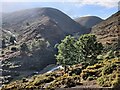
[1,1,119,19]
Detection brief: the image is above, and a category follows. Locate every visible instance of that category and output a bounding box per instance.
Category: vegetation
[56,34,103,66]
[2,39,6,48]
[1,33,120,89]
[56,35,77,65]
[1,51,120,89]
[9,36,16,45]
[20,43,29,53]
[75,34,103,65]
[28,38,48,52]
[97,58,120,87]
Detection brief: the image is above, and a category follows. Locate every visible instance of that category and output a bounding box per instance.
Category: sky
[1,0,120,19]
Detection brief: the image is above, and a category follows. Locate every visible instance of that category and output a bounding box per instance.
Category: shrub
[47,74,81,89]
[29,39,47,51]
[10,36,16,45]
[56,34,103,66]
[11,47,18,52]
[2,39,6,48]
[33,75,55,86]
[81,72,89,80]
[20,43,29,53]
[102,63,116,75]
[97,76,108,87]
[112,73,120,88]
[69,67,82,76]
[97,58,120,87]
[1,51,4,54]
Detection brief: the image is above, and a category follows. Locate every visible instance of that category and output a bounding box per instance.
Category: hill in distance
[2,8,87,35]
[75,16,103,29]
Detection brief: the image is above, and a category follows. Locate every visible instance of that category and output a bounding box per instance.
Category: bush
[56,34,103,66]
[10,36,16,45]
[33,75,55,86]
[11,47,18,52]
[102,63,116,75]
[97,76,105,86]
[97,58,120,87]
[69,67,82,76]
[20,43,29,53]
[1,51,4,54]
[81,72,89,80]
[2,39,6,48]
[47,74,81,89]
[112,73,120,88]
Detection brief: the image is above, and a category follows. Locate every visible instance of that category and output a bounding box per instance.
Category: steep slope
[75,16,103,29]
[18,16,66,46]
[2,8,86,35]
[91,11,120,50]
[1,8,88,84]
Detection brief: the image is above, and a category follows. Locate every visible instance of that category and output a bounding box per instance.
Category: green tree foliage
[29,39,48,51]
[56,35,77,66]
[75,34,103,65]
[56,34,103,66]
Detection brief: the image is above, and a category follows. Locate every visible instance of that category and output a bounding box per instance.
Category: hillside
[91,11,120,50]
[75,16,103,29]
[2,54,120,89]
[1,9,120,89]
[2,8,86,35]
[1,8,88,84]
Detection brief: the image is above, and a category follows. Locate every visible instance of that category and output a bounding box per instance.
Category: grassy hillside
[1,51,120,89]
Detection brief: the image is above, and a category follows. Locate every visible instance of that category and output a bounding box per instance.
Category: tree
[10,36,16,45]
[75,34,103,65]
[2,39,6,48]
[56,35,77,66]
[56,34,103,66]
[29,39,47,51]
[20,43,29,53]
[26,22,30,26]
